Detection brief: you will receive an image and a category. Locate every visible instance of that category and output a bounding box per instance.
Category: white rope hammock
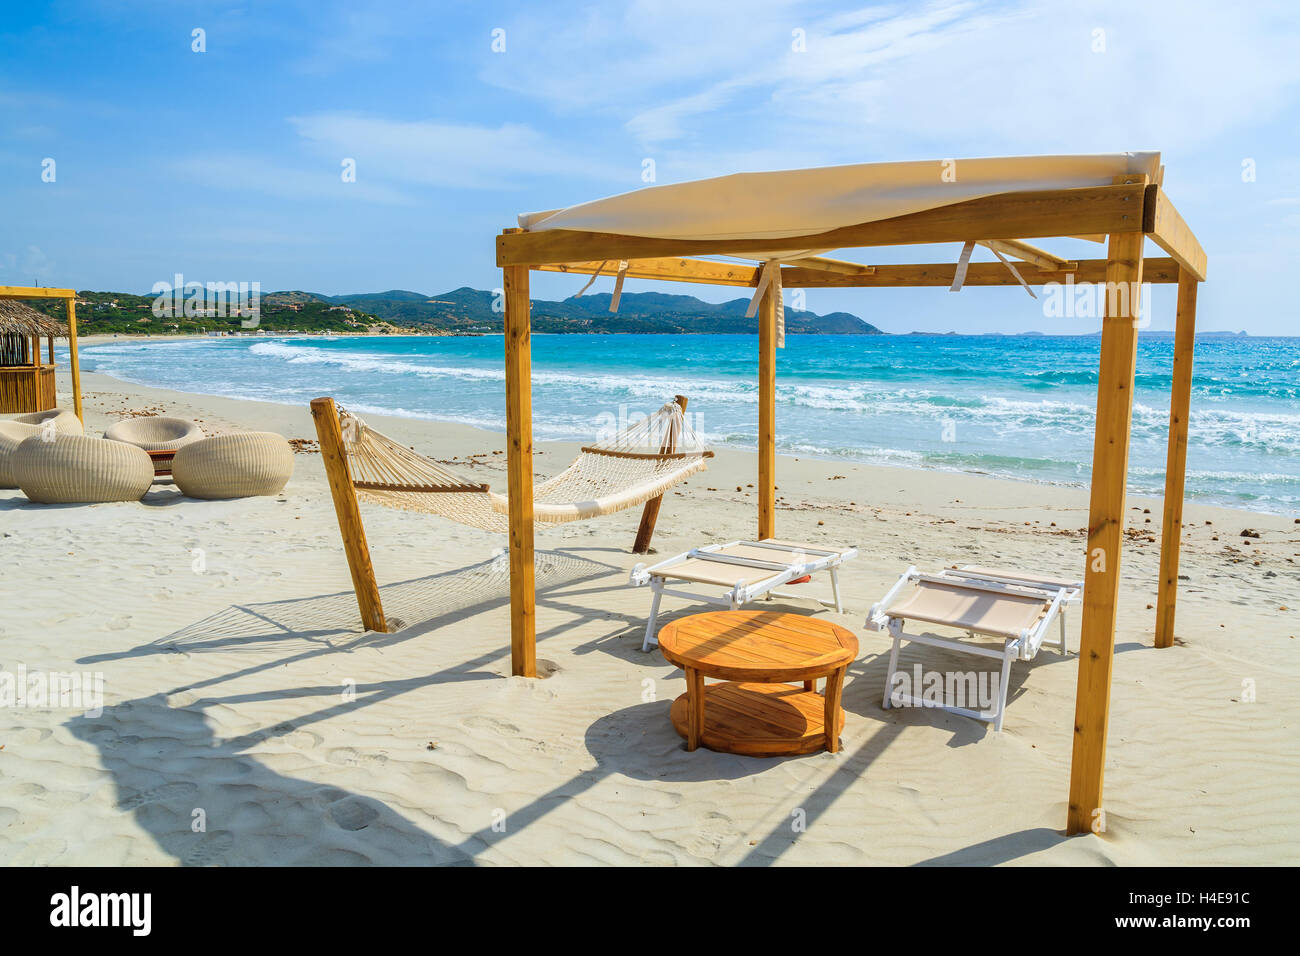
[336,401,713,533]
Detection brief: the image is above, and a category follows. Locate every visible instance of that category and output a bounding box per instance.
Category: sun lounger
[866,565,1083,731]
[630,539,858,651]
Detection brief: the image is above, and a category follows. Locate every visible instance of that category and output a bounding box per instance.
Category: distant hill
[31,290,390,336]
[321,287,882,334]
[32,286,882,336]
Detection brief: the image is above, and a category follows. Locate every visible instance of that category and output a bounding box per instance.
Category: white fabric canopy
[519,152,1161,242]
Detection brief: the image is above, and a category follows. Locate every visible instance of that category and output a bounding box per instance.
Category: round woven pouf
[0,420,42,488]
[11,407,83,435]
[11,432,154,503]
[172,432,294,499]
[104,416,204,451]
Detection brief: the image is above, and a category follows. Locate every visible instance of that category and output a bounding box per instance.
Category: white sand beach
[1,366,1297,866]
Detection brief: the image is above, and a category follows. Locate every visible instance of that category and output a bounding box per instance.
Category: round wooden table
[657,610,858,757]
[146,449,178,477]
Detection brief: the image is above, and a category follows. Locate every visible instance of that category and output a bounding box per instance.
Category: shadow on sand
[66,549,1096,865]
[67,550,617,865]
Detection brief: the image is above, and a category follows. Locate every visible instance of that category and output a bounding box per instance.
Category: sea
[76,332,1300,515]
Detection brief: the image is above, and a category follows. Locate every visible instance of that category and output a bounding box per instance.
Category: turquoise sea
[77,333,1300,514]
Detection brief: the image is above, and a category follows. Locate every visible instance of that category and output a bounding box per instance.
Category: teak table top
[657,610,859,683]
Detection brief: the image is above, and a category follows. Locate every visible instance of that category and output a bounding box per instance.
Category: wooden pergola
[0,286,83,421]
[494,168,1205,836]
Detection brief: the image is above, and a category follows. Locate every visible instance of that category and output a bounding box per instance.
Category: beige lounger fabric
[650,539,852,588]
[651,556,786,589]
[11,433,154,503]
[885,579,1048,640]
[104,417,204,451]
[173,432,293,499]
[10,407,83,435]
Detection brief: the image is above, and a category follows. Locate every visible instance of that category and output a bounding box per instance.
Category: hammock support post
[1067,205,1146,836]
[1155,268,1198,648]
[503,254,537,678]
[632,393,689,554]
[311,396,387,633]
[758,282,777,541]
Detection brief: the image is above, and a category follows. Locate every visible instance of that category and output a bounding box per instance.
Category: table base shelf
[669,681,844,757]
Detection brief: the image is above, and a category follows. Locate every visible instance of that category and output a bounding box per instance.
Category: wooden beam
[1143,185,1207,282]
[498,184,1148,266]
[0,286,76,300]
[784,256,876,275]
[66,298,82,422]
[1067,222,1146,836]
[310,397,388,633]
[537,257,760,287]
[758,284,777,541]
[632,394,688,554]
[503,251,537,679]
[779,257,1182,288]
[979,238,1074,271]
[1155,270,1199,649]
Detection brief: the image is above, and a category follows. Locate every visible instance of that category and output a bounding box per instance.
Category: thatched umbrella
[0,298,69,338]
[0,299,67,367]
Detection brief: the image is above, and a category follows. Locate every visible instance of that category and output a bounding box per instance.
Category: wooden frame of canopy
[0,287,82,420]
[496,174,1206,837]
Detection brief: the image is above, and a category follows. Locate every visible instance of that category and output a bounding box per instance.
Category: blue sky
[2,0,1298,334]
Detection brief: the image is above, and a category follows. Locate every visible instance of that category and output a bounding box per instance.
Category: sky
[1,0,1298,334]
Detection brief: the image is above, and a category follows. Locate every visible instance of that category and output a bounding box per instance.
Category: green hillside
[25,287,882,336]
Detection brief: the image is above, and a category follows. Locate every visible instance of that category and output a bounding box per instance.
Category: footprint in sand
[165,689,200,708]
[326,747,360,766]
[10,727,53,745]
[105,615,132,631]
[117,781,199,811]
[7,838,68,865]
[326,796,380,832]
[284,729,324,750]
[463,716,521,735]
[182,830,235,866]
[683,810,739,859]
[17,782,90,809]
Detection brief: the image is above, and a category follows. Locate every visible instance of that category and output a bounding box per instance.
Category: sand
[1,366,1297,866]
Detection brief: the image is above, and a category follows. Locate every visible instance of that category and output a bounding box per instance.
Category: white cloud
[484,0,1300,165]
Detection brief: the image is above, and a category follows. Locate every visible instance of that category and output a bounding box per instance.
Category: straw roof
[0,299,68,337]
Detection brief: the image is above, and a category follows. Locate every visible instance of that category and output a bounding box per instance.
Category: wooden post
[46,335,54,365]
[66,297,82,422]
[310,397,387,633]
[503,250,536,678]
[1066,226,1145,836]
[758,283,777,541]
[1155,271,1198,648]
[631,393,688,553]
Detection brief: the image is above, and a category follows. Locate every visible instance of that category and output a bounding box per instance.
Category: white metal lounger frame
[865,566,1083,731]
[630,541,857,652]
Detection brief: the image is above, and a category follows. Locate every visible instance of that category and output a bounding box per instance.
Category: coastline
[70,365,1296,527]
[71,335,1300,515]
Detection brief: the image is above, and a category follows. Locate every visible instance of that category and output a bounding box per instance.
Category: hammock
[336,400,713,533]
